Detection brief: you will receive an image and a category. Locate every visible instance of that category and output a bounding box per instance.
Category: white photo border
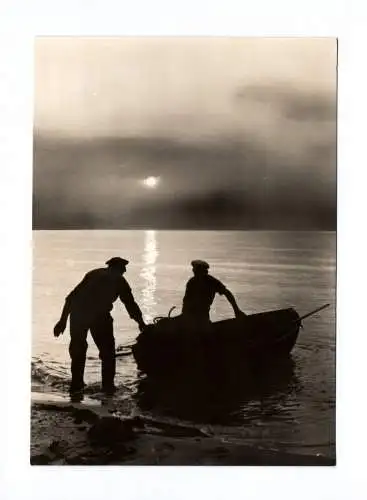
[1,0,365,499]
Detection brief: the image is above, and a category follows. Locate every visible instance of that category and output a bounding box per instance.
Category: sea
[32,230,336,458]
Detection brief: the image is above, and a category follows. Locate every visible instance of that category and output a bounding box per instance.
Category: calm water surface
[32,230,336,457]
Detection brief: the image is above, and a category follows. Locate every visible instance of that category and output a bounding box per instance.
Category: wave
[31,358,70,392]
[31,358,133,400]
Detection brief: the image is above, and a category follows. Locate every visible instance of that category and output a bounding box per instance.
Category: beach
[31,393,335,466]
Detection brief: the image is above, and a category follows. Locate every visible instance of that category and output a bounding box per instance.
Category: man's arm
[54,298,71,337]
[223,288,246,318]
[213,277,246,318]
[53,273,90,337]
[119,282,146,330]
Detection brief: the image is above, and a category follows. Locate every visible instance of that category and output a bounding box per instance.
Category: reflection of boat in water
[130,303,330,453]
[133,307,301,376]
[135,357,299,425]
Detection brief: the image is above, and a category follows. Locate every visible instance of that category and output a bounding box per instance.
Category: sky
[33,37,337,229]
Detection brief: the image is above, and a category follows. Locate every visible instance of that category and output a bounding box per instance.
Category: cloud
[32,39,336,229]
[34,38,336,139]
[235,83,335,122]
[33,133,336,230]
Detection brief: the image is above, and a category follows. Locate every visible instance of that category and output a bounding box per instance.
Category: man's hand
[235,309,247,319]
[54,320,66,337]
[138,320,147,332]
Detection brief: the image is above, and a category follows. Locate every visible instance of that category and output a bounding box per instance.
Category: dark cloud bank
[33,130,336,231]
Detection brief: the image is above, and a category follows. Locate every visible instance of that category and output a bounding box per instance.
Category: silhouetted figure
[53,257,146,397]
[182,260,246,327]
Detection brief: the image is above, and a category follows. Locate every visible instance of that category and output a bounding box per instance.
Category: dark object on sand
[132,305,329,376]
[88,417,136,446]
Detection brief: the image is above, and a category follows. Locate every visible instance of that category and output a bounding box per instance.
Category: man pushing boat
[53,257,146,398]
[181,260,247,327]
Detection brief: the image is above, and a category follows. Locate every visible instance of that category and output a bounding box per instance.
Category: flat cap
[191,259,210,269]
[106,257,129,267]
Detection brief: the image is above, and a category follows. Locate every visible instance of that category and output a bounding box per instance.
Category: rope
[153,306,177,323]
[116,306,178,356]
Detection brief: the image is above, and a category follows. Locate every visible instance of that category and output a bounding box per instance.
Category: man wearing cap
[53,257,146,397]
[182,260,246,326]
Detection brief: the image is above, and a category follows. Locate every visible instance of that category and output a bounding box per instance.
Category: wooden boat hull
[132,308,301,376]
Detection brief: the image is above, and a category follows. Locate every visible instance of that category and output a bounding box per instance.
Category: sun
[143,176,160,188]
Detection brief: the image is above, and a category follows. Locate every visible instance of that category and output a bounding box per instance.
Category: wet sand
[30,394,335,466]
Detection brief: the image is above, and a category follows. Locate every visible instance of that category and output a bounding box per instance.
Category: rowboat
[131,304,329,376]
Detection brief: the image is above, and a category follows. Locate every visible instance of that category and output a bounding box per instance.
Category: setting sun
[143,176,160,188]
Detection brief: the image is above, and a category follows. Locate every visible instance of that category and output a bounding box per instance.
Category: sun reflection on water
[140,230,158,322]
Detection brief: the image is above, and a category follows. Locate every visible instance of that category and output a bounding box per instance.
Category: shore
[30,394,335,466]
